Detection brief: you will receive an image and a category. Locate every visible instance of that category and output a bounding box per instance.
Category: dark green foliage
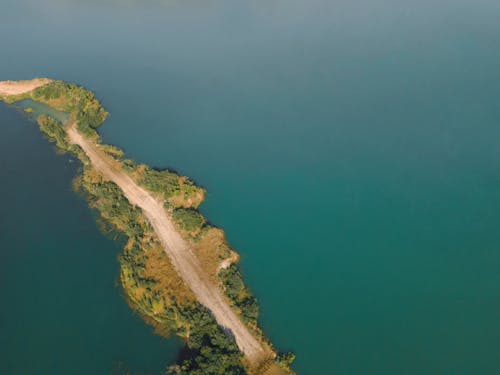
[78,174,146,239]
[219,265,259,325]
[139,166,185,198]
[170,305,246,375]
[276,352,296,371]
[32,81,108,137]
[32,81,69,101]
[122,159,137,172]
[76,121,99,140]
[76,100,107,129]
[36,115,68,150]
[137,166,204,206]
[172,208,206,232]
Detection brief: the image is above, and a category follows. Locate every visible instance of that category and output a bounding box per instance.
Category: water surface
[2,0,500,373]
[0,103,180,374]
[17,98,69,124]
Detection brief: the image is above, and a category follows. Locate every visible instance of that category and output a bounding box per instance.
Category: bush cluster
[32,81,107,138]
[219,265,259,326]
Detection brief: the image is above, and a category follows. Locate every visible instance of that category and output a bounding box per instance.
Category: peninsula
[0,79,294,374]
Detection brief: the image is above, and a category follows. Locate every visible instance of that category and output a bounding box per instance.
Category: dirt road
[0,78,269,366]
[0,78,52,96]
[66,124,268,364]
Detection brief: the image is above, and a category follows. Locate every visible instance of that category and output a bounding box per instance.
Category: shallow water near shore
[2,0,500,374]
[17,99,69,124]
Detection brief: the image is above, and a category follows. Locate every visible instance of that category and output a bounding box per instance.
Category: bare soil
[0,78,52,96]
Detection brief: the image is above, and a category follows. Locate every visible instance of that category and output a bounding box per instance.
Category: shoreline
[0,78,52,98]
[0,78,294,374]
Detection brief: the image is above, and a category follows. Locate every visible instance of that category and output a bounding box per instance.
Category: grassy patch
[172,208,206,233]
[134,165,205,208]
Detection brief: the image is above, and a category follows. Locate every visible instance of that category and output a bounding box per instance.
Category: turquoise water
[17,99,69,124]
[2,0,500,373]
[0,103,181,373]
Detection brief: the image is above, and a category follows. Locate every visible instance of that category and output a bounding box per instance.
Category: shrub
[36,115,69,150]
[219,265,259,325]
[172,208,206,232]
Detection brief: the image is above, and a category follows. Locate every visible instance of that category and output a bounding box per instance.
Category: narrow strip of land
[0,79,271,367]
[66,123,268,363]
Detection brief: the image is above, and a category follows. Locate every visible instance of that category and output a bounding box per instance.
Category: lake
[1,0,500,373]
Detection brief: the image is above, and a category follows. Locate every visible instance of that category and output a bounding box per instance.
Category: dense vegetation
[2,81,295,374]
[219,265,259,326]
[275,353,296,372]
[135,165,205,208]
[37,115,69,150]
[31,81,205,209]
[75,166,246,374]
[32,81,107,139]
[172,208,206,233]
[167,305,246,375]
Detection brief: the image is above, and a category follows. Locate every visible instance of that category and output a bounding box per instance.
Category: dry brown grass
[143,242,196,305]
[168,176,205,208]
[262,364,291,375]
[192,227,237,282]
[79,144,197,307]
[129,163,147,180]
[99,144,124,160]
[37,96,68,111]
[83,166,104,184]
